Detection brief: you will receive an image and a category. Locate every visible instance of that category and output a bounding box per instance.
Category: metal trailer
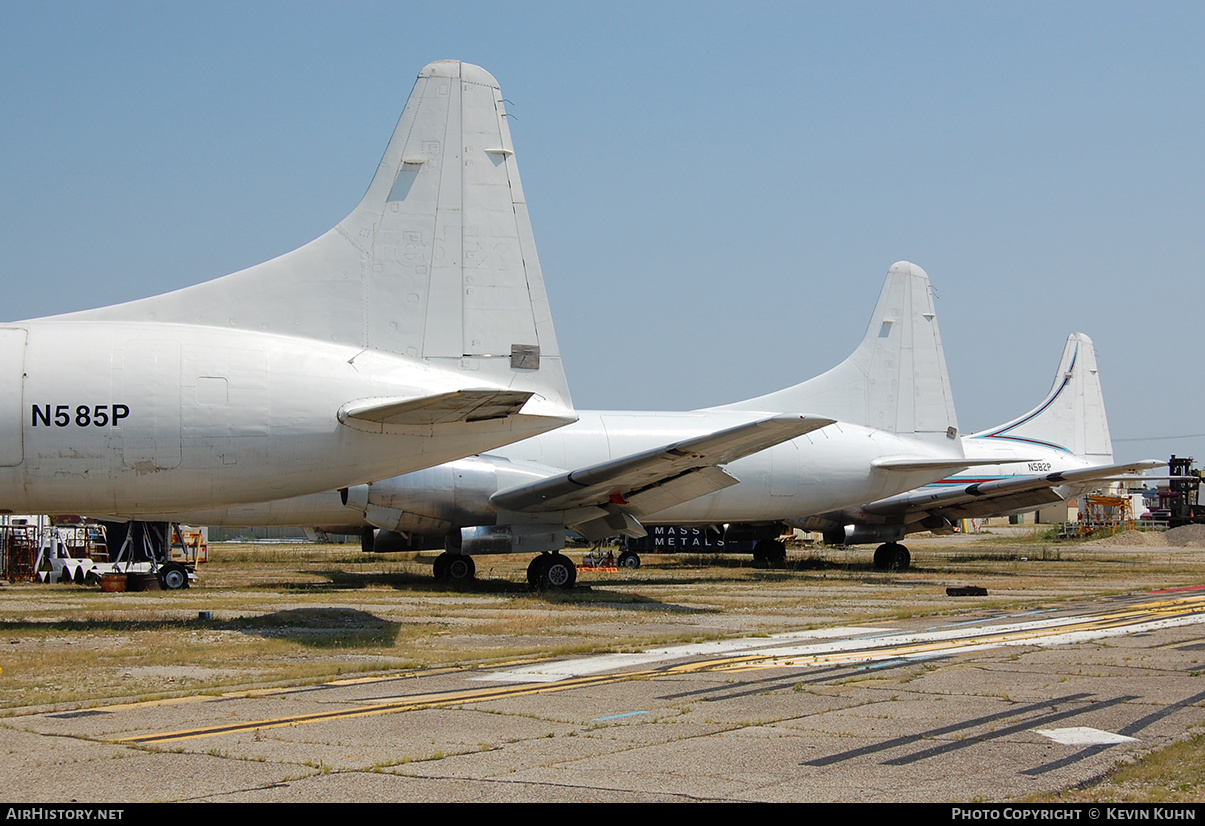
[36,521,196,590]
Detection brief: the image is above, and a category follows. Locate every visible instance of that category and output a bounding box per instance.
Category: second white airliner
[144,263,980,588]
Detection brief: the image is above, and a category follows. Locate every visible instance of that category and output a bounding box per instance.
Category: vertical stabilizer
[712,262,958,445]
[54,60,572,410]
[968,332,1113,462]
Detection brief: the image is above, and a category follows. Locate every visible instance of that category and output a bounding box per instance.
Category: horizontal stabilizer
[491,414,832,513]
[339,389,534,428]
[862,459,1165,518]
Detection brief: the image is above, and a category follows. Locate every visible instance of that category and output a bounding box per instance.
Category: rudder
[968,332,1113,462]
[713,262,959,446]
[54,60,572,410]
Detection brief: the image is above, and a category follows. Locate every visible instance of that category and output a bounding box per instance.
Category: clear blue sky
[2,2,1201,465]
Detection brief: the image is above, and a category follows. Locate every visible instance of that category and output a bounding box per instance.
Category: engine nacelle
[824,523,906,546]
[341,456,570,541]
[372,530,446,553]
[920,515,956,535]
[458,524,566,556]
[339,465,461,534]
[341,484,370,512]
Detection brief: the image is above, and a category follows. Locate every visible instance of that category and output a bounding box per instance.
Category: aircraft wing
[490,414,833,515]
[860,459,1166,520]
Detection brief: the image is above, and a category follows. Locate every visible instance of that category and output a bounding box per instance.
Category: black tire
[433,552,450,580]
[617,550,641,569]
[760,540,787,569]
[873,543,910,570]
[445,554,475,582]
[158,562,190,590]
[532,552,576,590]
[360,527,376,554]
[527,554,550,587]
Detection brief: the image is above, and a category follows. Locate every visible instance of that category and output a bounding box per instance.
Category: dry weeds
[3,527,1204,713]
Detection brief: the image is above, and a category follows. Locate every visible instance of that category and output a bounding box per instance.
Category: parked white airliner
[145,263,980,588]
[0,61,578,516]
[798,332,1164,568]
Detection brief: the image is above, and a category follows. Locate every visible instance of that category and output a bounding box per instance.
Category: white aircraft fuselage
[516,414,951,523]
[0,322,566,515]
[181,410,961,534]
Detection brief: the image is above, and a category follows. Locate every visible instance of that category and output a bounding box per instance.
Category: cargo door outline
[0,328,27,467]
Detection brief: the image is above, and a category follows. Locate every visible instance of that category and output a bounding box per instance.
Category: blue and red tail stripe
[968,343,1078,454]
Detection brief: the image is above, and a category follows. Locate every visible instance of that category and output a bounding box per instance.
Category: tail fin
[968,332,1113,463]
[712,261,959,446]
[57,60,572,410]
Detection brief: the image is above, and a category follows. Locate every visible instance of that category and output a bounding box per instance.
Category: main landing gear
[617,550,641,569]
[873,542,911,570]
[527,552,576,591]
[430,550,577,590]
[752,539,787,568]
[433,552,476,583]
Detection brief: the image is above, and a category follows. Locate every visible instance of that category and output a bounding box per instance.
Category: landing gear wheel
[617,550,641,569]
[759,539,787,569]
[444,554,475,583]
[873,543,910,570]
[158,562,190,590]
[529,553,576,590]
[433,551,476,583]
[527,554,550,587]
[360,527,376,554]
[544,553,576,590]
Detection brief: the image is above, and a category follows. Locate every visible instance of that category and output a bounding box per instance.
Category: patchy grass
[1022,733,1205,803]
[3,534,1205,718]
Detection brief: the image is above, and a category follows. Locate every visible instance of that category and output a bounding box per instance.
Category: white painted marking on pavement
[1035,727,1139,746]
[474,628,897,683]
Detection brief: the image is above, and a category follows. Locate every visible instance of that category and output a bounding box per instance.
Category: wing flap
[491,414,832,513]
[620,466,740,518]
